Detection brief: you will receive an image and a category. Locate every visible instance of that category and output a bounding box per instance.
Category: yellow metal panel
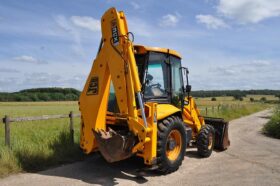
[182,96,205,134]
[141,102,158,165]
[134,45,182,59]
[79,57,111,153]
[79,7,143,153]
[156,104,181,120]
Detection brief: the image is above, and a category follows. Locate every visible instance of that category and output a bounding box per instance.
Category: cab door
[170,56,184,109]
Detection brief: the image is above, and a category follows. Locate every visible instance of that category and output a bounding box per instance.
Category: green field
[195,95,275,120]
[0,96,277,177]
[0,102,83,177]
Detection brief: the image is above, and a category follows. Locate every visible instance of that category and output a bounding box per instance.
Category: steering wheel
[149,83,161,88]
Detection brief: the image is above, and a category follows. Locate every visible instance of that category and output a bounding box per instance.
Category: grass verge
[0,102,85,177]
[263,105,280,139]
[199,103,271,121]
[0,129,85,178]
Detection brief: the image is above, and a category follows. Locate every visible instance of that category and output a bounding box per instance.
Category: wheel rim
[166,130,182,161]
[208,133,213,150]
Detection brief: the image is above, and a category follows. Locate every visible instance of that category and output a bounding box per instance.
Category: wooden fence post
[212,106,214,114]
[206,107,208,116]
[69,111,74,145]
[3,115,10,148]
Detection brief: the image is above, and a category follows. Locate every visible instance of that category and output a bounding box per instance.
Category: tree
[233,94,243,101]
[65,93,78,101]
[250,97,254,102]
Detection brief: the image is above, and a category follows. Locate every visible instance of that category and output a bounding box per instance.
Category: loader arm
[79,8,147,154]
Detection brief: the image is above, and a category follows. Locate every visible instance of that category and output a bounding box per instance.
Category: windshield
[144,52,168,98]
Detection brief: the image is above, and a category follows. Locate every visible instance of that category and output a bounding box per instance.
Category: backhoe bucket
[204,117,230,150]
[92,128,135,162]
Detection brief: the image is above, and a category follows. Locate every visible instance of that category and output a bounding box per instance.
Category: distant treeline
[0,88,279,102]
[191,89,280,98]
[0,88,80,102]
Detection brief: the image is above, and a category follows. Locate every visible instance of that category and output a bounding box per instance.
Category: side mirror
[185,85,191,93]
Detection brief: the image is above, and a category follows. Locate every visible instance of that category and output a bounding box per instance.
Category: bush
[233,94,243,101]
[263,106,280,139]
[211,97,217,101]
[260,97,267,102]
[250,97,254,102]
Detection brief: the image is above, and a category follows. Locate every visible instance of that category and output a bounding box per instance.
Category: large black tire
[197,124,215,157]
[157,116,187,174]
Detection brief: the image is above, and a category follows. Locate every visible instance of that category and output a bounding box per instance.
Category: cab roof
[134,45,182,59]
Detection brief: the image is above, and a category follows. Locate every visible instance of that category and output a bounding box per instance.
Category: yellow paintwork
[79,7,141,153]
[182,96,205,135]
[79,7,205,166]
[134,45,182,59]
[166,130,182,161]
[156,104,181,120]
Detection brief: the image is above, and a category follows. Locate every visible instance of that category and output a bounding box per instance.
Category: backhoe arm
[79,8,146,153]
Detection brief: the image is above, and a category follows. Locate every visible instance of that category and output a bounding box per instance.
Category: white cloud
[191,58,280,90]
[0,68,19,73]
[13,55,47,64]
[130,2,140,10]
[211,59,274,76]
[54,15,87,57]
[251,60,271,66]
[217,0,280,24]
[196,14,229,29]
[70,16,100,31]
[159,14,179,27]
[55,15,72,32]
[24,72,62,86]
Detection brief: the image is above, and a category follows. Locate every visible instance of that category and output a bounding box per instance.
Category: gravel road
[1,109,279,186]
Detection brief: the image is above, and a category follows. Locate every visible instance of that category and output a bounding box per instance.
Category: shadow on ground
[13,130,223,185]
[40,154,153,185]
[37,146,213,185]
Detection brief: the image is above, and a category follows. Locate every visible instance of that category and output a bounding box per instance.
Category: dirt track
[1,109,279,186]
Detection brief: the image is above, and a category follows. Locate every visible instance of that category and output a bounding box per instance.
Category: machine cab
[134,45,189,109]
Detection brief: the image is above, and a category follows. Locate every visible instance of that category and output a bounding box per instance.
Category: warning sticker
[87,77,98,95]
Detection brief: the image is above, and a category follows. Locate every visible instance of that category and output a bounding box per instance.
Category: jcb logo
[111,20,119,46]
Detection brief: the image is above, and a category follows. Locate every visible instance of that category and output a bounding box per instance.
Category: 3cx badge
[111,20,119,46]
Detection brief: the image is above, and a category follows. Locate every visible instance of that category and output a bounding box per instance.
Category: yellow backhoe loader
[79,7,230,173]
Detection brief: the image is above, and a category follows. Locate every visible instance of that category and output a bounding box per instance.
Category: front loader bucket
[204,117,230,150]
[92,128,135,162]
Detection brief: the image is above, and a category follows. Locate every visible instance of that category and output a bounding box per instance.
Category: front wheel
[197,124,215,157]
[156,116,187,174]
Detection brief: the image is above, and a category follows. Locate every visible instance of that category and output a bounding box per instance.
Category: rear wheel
[197,124,215,157]
[157,116,186,174]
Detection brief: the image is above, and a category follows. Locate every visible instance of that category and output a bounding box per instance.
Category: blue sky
[0,0,280,92]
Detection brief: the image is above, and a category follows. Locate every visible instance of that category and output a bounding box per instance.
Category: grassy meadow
[0,102,84,177]
[0,96,277,177]
[195,95,276,120]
